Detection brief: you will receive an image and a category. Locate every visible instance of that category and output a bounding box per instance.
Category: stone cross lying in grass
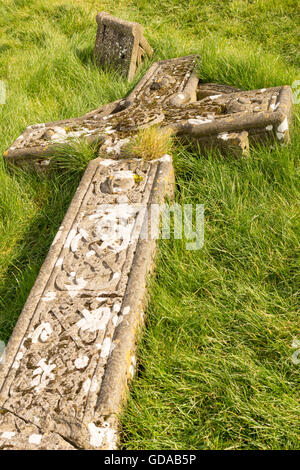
[4,55,293,167]
[0,55,293,450]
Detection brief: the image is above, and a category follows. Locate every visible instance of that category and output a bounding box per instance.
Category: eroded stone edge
[96,156,175,417]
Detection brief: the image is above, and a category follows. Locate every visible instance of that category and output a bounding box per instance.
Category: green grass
[0,0,299,450]
[121,142,300,450]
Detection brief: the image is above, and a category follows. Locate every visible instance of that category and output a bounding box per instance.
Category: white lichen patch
[104,126,115,135]
[90,378,99,393]
[83,378,91,394]
[129,364,135,379]
[64,228,77,249]
[113,302,121,313]
[51,227,63,246]
[42,291,56,302]
[78,228,89,240]
[55,257,64,267]
[188,118,212,125]
[99,159,116,166]
[28,434,42,445]
[129,355,136,379]
[276,118,289,140]
[270,102,279,111]
[159,154,172,162]
[32,322,52,344]
[75,355,89,369]
[77,307,111,332]
[0,343,6,366]
[86,250,96,258]
[100,337,112,358]
[49,126,92,144]
[277,118,288,133]
[50,127,66,143]
[31,359,56,393]
[116,195,128,203]
[209,94,221,100]
[70,233,82,253]
[12,351,23,369]
[65,276,87,298]
[88,422,117,449]
[123,306,130,315]
[217,132,229,141]
[1,431,16,439]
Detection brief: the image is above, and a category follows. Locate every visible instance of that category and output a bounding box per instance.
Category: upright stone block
[0,155,174,449]
[94,12,153,82]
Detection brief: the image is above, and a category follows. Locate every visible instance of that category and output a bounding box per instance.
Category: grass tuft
[124,126,174,161]
[51,141,98,177]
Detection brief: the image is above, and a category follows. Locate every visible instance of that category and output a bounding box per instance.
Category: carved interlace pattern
[3,159,152,426]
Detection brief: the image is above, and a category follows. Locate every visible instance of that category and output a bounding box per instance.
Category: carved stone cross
[0,55,293,450]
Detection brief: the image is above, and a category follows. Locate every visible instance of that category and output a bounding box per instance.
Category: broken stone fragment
[217,131,250,157]
[181,131,249,158]
[94,12,153,82]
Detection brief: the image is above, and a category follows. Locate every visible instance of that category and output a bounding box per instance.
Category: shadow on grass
[74,45,95,67]
[0,170,81,344]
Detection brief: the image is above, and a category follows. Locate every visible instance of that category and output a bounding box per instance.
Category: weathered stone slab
[94,12,153,81]
[0,155,174,449]
[3,55,293,168]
